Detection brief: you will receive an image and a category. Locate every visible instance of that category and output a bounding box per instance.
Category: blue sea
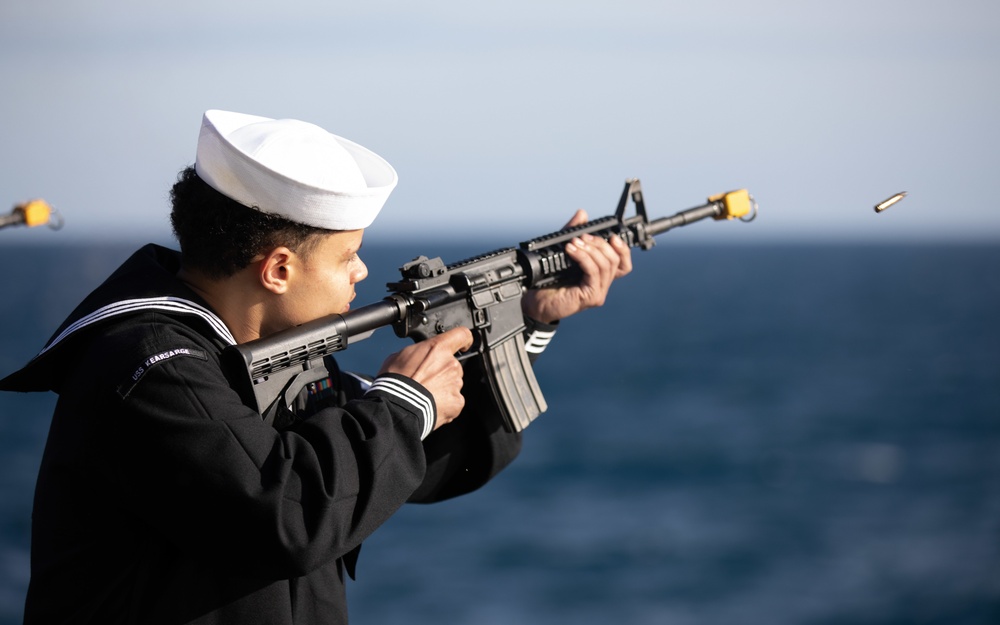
[1,240,998,624]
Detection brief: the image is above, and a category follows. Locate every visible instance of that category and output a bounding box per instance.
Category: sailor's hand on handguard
[377,327,474,430]
[521,209,633,324]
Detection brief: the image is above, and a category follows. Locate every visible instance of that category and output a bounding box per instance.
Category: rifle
[220,179,757,432]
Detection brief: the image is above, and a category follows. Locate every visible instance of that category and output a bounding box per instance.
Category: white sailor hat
[194,109,397,231]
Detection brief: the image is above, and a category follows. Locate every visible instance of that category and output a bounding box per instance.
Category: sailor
[0,110,631,624]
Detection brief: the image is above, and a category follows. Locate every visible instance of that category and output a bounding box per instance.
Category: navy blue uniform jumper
[0,244,550,624]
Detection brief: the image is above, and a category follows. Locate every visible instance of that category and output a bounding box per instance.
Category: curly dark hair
[169,166,328,278]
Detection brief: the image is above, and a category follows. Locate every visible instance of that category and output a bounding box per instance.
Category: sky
[1,0,998,245]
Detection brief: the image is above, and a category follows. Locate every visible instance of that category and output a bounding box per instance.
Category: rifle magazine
[483,332,548,432]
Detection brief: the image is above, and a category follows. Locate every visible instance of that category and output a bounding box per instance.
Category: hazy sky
[2,0,998,245]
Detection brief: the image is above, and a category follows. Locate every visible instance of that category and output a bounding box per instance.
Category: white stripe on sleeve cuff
[524,328,556,355]
[365,377,435,440]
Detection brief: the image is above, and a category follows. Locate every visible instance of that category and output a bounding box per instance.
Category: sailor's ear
[257,247,296,295]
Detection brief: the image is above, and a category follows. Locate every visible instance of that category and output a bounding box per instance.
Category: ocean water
[0,241,998,624]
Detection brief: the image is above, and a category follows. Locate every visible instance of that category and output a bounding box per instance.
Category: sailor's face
[285,229,368,324]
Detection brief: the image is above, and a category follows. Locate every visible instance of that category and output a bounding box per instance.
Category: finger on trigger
[439,326,474,352]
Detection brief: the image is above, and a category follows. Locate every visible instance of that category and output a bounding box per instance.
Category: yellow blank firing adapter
[18,199,55,227]
[1,199,64,231]
[708,189,754,220]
